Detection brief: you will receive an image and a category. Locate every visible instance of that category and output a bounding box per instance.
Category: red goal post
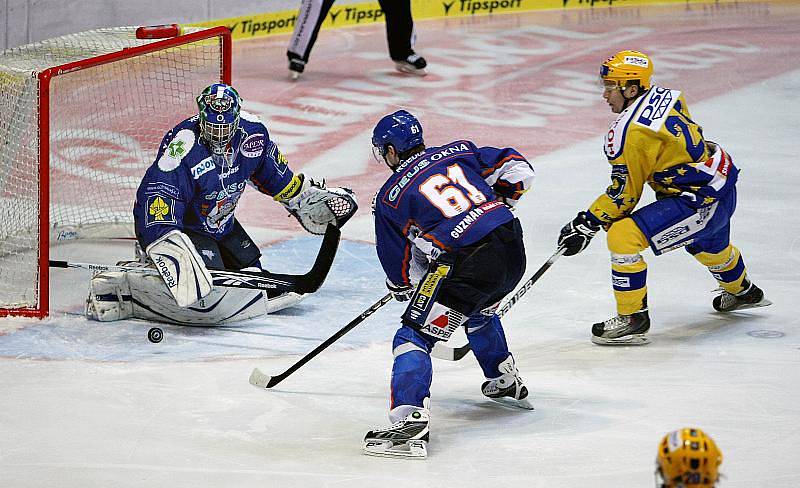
[0,26,231,318]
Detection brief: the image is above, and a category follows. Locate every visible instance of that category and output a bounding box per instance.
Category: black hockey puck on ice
[147,327,163,343]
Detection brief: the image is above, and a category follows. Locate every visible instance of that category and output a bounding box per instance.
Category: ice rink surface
[2,2,799,486]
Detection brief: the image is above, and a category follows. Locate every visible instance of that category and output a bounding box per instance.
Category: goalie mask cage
[0,26,231,318]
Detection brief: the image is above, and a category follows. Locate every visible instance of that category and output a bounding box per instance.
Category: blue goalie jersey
[133,111,298,249]
[373,140,534,286]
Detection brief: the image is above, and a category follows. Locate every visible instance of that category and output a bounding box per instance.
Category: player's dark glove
[385,278,415,302]
[558,211,602,256]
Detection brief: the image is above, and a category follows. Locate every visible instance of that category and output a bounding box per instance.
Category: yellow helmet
[656,428,723,488]
[600,50,653,89]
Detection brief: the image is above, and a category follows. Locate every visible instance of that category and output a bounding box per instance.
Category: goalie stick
[430,247,566,361]
[250,292,394,389]
[50,224,341,294]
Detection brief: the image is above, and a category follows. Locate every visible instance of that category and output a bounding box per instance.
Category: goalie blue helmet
[372,110,424,160]
[196,83,241,154]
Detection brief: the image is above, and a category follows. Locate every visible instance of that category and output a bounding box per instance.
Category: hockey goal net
[0,26,231,318]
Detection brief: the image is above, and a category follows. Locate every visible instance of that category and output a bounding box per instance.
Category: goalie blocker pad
[146,230,213,307]
[402,264,467,342]
[281,174,358,235]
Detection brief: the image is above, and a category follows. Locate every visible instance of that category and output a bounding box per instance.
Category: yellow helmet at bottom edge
[656,427,723,488]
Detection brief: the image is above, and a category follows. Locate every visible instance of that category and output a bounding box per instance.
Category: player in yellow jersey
[656,428,723,488]
[557,50,770,345]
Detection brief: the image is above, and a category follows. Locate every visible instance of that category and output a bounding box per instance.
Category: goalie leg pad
[86,265,304,325]
[86,271,134,322]
[127,272,268,326]
[146,230,213,307]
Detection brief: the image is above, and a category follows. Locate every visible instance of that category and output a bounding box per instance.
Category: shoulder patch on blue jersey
[634,86,681,132]
[190,157,215,180]
[158,129,195,172]
[240,133,265,158]
[145,194,177,227]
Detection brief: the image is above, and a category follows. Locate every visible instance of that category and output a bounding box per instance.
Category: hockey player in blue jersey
[557,51,769,346]
[85,83,357,325]
[362,110,536,459]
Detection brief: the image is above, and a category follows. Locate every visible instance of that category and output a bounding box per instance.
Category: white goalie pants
[86,267,304,326]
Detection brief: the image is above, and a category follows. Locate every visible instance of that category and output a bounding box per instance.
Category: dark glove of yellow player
[385,278,415,302]
[558,211,602,256]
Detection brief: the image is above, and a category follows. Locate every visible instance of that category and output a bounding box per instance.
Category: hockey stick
[430,247,566,361]
[249,292,394,389]
[50,224,341,294]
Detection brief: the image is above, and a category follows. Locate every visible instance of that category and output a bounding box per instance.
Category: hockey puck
[147,327,164,343]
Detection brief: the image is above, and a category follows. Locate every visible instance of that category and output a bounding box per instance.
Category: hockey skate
[713,279,771,312]
[481,355,534,410]
[288,59,305,80]
[591,309,651,346]
[394,53,427,76]
[363,408,429,459]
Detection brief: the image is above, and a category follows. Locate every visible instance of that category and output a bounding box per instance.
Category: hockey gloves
[280,173,359,235]
[386,278,415,302]
[558,211,602,256]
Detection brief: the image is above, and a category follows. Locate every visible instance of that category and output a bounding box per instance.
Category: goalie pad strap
[146,230,213,307]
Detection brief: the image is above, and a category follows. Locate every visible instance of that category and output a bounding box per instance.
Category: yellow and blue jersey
[589,85,739,224]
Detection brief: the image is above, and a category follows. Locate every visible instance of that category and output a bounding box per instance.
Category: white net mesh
[0,26,226,312]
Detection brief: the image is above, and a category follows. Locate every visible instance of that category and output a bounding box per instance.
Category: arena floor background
[1,2,799,486]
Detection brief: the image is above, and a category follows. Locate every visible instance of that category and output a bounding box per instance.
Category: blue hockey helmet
[371,110,424,161]
[196,83,241,154]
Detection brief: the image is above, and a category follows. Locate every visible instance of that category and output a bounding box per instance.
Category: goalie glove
[146,230,213,307]
[280,174,358,235]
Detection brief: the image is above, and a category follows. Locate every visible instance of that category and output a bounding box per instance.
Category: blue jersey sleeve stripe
[399,220,415,285]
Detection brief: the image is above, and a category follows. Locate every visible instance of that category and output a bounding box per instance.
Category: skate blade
[718,298,773,312]
[488,396,534,411]
[394,63,427,76]
[362,439,427,459]
[591,334,650,346]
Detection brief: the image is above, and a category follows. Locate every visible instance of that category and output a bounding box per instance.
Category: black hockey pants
[435,218,527,317]
[183,219,262,270]
[287,0,415,64]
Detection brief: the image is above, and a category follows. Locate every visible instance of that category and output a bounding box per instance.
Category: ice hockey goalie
[86,83,357,325]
